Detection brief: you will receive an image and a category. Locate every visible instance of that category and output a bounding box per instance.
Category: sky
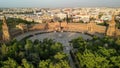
[0,0,120,8]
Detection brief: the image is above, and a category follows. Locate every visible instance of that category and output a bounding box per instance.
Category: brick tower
[106,15,116,36]
[2,16,11,42]
[87,20,96,34]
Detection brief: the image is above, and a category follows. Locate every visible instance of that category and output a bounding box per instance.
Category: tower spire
[2,16,11,42]
[106,15,116,36]
[3,16,7,24]
[111,15,115,24]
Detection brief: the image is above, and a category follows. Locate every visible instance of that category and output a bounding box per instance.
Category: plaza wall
[29,22,107,34]
[29,24,47,30]
[0,22,109,42]
[67,23,88,32]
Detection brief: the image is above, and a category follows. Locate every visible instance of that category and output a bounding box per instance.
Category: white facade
[56,13,67,19]
[101,15,112,21]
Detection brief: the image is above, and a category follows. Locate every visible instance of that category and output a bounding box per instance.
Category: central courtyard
[29,32,92,47]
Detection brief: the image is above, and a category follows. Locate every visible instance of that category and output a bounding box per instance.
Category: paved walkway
[15,30,52,41]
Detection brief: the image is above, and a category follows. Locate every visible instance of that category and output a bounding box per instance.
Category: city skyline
[0,1,120,68]
[0,0,120,8]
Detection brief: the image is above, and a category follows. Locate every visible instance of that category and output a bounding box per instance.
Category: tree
[115,38,120,46]
[54,52,68,61]
[110,56,120,67]
[39,60,50,68]
[77,49,96,68]
[7,43,18,57]
[79,20,84,23]
[50,43,63,55]
[22,59,34,68]
[1,57,18,68]
[25,40,33,53]
[59,60,70,68]
[70,37,87,51]
[0,38,70,68]
[27,53,40,65]
[0,44,8,59]
[70,36,120,68]
[92,35,98,41]
[33,39,40,45]
[98,13,103,19]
